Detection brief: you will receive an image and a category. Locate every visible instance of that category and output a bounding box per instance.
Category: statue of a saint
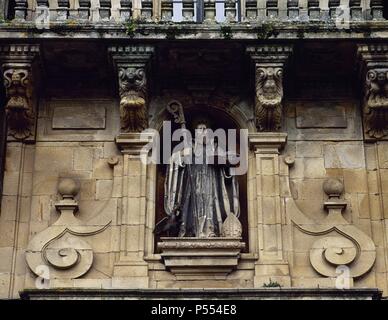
[161,116,241,238]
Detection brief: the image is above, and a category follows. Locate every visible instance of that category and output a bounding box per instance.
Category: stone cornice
[246,45,294,64]
[0,44,40,63]
[108,45,155,64]
[0,21,388,40]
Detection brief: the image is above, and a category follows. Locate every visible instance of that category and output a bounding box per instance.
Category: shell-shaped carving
[310,236,357,277]
[221,212,242,238]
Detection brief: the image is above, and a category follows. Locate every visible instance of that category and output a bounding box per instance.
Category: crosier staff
[154,100,196,236]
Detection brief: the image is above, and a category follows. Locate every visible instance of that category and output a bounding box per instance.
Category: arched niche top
[149,94,255,132]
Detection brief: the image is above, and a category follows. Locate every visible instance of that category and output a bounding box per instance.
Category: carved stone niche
[357,44,388,140]
[157,237,245,279]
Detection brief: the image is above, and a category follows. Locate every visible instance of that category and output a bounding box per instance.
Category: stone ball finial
[58,178,80,199]
[323,178,344,198]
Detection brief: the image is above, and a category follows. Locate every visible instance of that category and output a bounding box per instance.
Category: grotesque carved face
[256,67,283,106]
[118,67,146,94]
[366,68,388,109]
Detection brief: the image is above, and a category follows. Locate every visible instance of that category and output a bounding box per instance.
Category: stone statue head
[191,116,213,146]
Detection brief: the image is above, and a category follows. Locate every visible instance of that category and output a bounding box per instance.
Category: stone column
[109,45,154,288]
[246,45,293,132]
[0,44,40,298]
[357,43,388,292]
[248,132,291,287]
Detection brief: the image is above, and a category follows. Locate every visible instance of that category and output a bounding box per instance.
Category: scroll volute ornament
[118,65,148,132]
[255,66,283,131]
[3,66,34,140]
[363,68,388,139]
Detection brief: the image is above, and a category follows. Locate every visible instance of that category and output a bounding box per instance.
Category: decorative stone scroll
[26,178,111,280]
[284,158,376,280]
[357,44,388,140]
[0,44,40,141]
[108,45,154,133]
[246,45,293,132]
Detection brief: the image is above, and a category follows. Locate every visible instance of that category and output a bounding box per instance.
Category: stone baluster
[161,0,173,21]
[99,0,111,20]
[120,0,133,21]
[14,0,28,20]
[370,0,384,20]
[308,0,320,20]
[350,0,362,20]
[35,0,50,26]
[141,0,153,21]
[328,0,340,19]
[287,0,299,19]
[182,0,195,21]
[78,0,91,19]
[57,0,70,20]
[266,0,278,18]
[225,0,237,22]
[245,0,258,20]
[203,0,216,23]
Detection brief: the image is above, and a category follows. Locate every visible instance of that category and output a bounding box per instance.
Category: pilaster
[248,132,291,287]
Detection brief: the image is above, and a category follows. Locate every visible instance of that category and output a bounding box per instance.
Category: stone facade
[0,1,388,300]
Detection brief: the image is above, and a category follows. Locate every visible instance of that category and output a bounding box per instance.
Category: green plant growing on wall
[220,25,233,39]
[263,278,281,288]
[125,18,142,38]
[256,22,279,39]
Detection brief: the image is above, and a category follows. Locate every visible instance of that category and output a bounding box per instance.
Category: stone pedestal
[157,237,245,280]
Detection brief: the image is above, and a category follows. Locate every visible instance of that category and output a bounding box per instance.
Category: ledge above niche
[157,237,245,280]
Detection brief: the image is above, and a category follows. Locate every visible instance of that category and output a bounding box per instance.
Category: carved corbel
[0,45,40,142]
[246,45,293,132]
[108,45,154,133]
[357,44,388,140]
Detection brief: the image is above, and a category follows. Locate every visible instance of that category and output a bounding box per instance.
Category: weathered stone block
[34,147,73,172]
[73,148,94,171]
[52,105,106,129]
[93,159,113,180]
[324,143,365,169]
[296,102,347,128]
[96,180,113,200]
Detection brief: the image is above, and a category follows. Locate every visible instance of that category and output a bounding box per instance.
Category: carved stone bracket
[26,178,111,280]
[357,44,388,140]
[246,45,293,132]
[108,45,154,133]
[0,44,40,142]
